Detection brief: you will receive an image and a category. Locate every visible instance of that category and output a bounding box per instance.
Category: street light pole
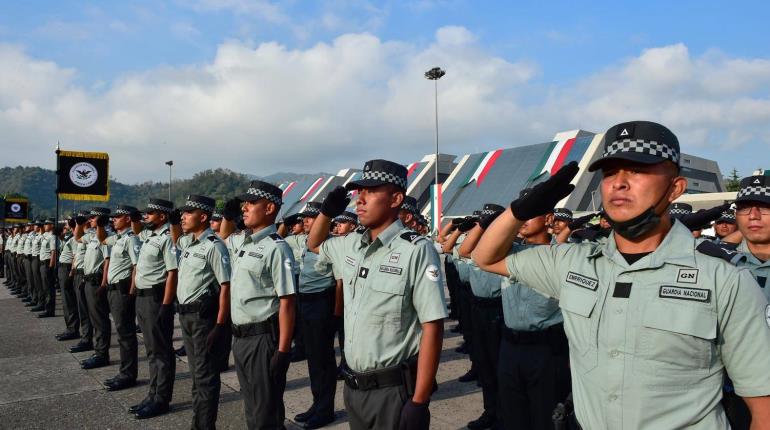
[424,67,445,189]
[165,160,173,201]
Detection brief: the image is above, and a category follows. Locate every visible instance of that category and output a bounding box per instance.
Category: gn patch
[566,272,598,291]
[677,268,699,284]
[659,285,711,303]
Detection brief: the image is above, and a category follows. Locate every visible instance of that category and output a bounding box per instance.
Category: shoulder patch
[269,233,285,242]
[400,231,425,244]
[696,240,745,265]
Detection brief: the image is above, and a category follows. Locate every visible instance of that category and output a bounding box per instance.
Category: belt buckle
[342,369,359,389]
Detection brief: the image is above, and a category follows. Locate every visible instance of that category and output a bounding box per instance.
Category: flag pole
[55,142,61,274]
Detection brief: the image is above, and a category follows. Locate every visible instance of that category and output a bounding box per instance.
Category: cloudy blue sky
[1,1,769,182]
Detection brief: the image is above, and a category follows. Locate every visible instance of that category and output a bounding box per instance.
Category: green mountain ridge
[0,166,328,219]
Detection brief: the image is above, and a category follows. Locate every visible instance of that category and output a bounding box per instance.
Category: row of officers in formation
[2,120,770,430]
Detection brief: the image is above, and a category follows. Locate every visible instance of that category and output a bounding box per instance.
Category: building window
[693,181,700,187]
[683,158,691,164]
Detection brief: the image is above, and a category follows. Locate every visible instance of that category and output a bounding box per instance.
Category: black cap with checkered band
[401,196,418,214]
[669,202,692,218]
[179,195,216,214]
[736,176,770,206]
[111,205,139,217]
[237,180,283,206]
[300,201,323,217]
[588,121,680,172]
[334,211,358,224]
[481,203,504,216]
[345,159,408,191]
[142,198,173,214]
[89,207,111,217]
[553,208,573,222]
[716,208,736,224]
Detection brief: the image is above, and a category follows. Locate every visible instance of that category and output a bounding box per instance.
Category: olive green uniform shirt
[501,243,562,331]
[135,224,178,289]
[229,225,297,325]
[21,233,32,256]
[468,260,503,298]
[737,239,770,301]
[38,231,55,262]
[74,230,90,270]
[501,221,770,429]
[31,232,43,257]
[284,233,306,274]
[176,228,231,304]
[316,220,448,373]
[105,228,140,284]
[81,231,110,276]
[59,236,76,264]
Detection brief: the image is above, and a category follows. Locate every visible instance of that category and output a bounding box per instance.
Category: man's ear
[391,191,405,210]
[668,176,688,204]
[265,202,277,216]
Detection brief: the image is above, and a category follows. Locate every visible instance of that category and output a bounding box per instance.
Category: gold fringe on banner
[58,150,109,159]
[57,193,110,202]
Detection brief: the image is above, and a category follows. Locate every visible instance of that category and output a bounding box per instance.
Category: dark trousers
[179,308,221,430]
[84,276,111,358]
[40,262,56,314]
[58,264,80,334]
[233,332,286,429]
[470,298,502,421]
[498,333,569,430]
[23,257,34,298]
[31,258,43,304]
[18,255,28,294]
[343,384,410,430]
[136,287,176,404]
[458,282,475,356]
[74,271,93,343]
[444,260,460,319]
[298,288,338,418]
[107,279,138,380]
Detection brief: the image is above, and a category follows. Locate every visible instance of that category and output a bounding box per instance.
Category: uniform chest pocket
[634,302,717,386]
[367,278,406,331]
[558,285,599,374]
[184,256,207,270]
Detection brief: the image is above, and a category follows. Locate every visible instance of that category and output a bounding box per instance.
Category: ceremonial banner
[530,130,580,180]
[3,196,29,223]
[57,150,110,201]
[430,184,442,234]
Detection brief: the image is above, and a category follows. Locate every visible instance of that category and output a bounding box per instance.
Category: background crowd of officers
[2,120,770,430]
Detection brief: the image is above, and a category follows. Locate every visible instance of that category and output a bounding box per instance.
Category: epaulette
[354,225,367,234]
[696,240,746,265]
[207,235,220,242]
[269,233,285,242]
[400,231,425,244]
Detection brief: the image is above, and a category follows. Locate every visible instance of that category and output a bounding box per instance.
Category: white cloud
[1,31,769,183]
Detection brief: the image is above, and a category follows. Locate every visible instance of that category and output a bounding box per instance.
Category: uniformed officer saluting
[473,121,770,428]
[128,198,179,419]
[307,159,447,430]
[219,180,297,429]
[97,205,141,391]
[174,195,231,430]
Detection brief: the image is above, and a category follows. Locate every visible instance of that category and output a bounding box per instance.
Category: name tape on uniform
[379,265,403,276]
[659,285,711,303]
[566,272,599,291]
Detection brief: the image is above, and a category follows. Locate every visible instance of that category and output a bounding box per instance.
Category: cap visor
[588,152,667,172]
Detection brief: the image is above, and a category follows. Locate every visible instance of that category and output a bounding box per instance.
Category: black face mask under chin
[605,181,672,240]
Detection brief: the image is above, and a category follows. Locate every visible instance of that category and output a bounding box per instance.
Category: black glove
[678,203,731,231]
[129,210,143,223]
[479,209,504,230]
[157,303,173,327]
[568,213,597,231]
[398,400,430,430]
[168,209,181,226]
[223,198,241,221]
[451,217,464,226]
[269,350,291,379]
[510,161,579,220]
[283,213,301,227]
[96,215,110,227]
[74,216,87,226]
[457,216,478,233]
[206,323,226,353]
[67,218,76,228]
[321,186,350,218]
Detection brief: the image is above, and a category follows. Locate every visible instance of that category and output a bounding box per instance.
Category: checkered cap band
[211,212,223,220]
[738,185,770,200]
[553,210,572,220]
[113,209,132,215]
[718,211,736,221]
[246,187,282,205]
[302,206,320,216]
[184,200,215,213]
[670,207,691,216]
[146,203,171,212]
[481,209,497,216]
[334,213,357,223]
[604,138,679,164]
[361,170,407,189]
[402,201,417,213]
[90,209,110,216]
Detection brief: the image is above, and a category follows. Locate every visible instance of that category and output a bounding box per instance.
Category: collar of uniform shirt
[244,224,277,245]
[588,220,697,269]
[149,223,170,237]
[738,239,770,267]
[191,228,215,244]
[357,219,405,250]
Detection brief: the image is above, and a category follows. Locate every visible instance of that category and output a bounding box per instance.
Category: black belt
[177,301,204,314]
[298,288,334,301]
[84,272,103,282]
[472,296,502,307]
[60,262,72,268]
[76,269,84,275]
[232,315,277,338]
[502,323,563,346]
[106,277,131,292]
[136,282,165,297]
[342,357,418,391]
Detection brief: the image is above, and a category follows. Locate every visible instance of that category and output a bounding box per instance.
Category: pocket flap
[369,280,406,296]
[642,303,716,340]
[559,286,598,318]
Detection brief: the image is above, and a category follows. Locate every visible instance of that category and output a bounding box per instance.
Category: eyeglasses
[735,205,770,215]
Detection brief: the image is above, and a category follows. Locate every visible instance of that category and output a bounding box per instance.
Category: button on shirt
[176,228,231,304]
[229,225,297,325]
[81,231,110,276]
[105,229,140,284]
[737,239,770,301]
[135,224,178,289]
[502,242,563,331]
[316,220,448,373]
[59,236,76,264]
[501,221,770,429]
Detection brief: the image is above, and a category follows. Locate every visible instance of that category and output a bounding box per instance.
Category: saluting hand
[321,186,350,218]
[510,161,579,220]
